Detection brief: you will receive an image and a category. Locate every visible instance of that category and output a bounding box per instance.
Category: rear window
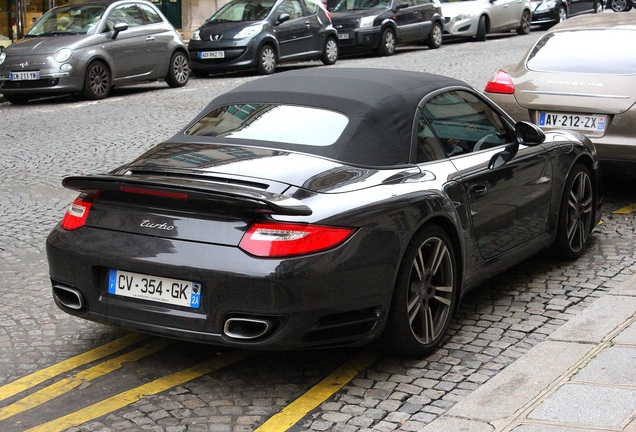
[527,29,636,74]
[185,103,349,146]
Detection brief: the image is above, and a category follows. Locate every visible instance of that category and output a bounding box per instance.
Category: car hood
[196,21,266,39]
[7,35,91,54]
[116,142,421,194]
[440,1,484,18]
[510,70,636,115]
[331,9,387,21]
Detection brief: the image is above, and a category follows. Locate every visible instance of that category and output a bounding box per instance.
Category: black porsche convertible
[46,68,602,356]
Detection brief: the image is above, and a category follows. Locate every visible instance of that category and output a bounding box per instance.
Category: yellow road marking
[24,349,256,432]
[255,351,379,432]
[0,333,147,402]
[0,338,174,421]
[613,203,636,215]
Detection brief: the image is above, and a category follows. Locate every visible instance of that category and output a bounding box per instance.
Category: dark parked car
[484,13,636,176]
[47,68,602,356]
[188,0,338,76]
[0,0,189,105]
[329,0,444,55]
[530,0,603,28]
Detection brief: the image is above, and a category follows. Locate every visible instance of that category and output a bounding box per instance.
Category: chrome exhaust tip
[53,284,86,311]
[223,317,273,340]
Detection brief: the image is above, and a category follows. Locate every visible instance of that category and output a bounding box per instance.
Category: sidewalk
[423,273,636,432]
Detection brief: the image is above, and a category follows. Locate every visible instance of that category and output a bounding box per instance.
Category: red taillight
[61,193,95,231]
[239,221,355,257]
[484,70,515,95]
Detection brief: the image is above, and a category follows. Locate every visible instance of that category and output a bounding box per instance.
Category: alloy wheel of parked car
[554,164,595,259]
[321,37,338,65]
[595,0,604,12]
[166,51,190,88]
[476,15,487,41]
[382,225,456,356]
[377,28,396,56]
[82,61,111,100]
[257,45,276,75]
[427,22,443,49]
[517,9,531,35]
[557,6,567,24]
[610,0,632,11]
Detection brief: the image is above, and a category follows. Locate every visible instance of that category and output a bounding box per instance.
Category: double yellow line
[0,333,379,432]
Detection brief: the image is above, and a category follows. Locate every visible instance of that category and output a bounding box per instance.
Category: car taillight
[239,221,355,257]
[484,70,515,95]
[61,193,95,230]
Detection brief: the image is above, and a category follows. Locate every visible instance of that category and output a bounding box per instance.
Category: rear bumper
[46,224,403,350]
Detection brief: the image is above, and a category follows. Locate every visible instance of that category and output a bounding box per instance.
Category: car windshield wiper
[33,31,77,36]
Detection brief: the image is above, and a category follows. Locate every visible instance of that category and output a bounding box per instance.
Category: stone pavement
[421,273,636,432]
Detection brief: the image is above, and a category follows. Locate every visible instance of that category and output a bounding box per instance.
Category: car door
[409,0,435,41]
[421,89,553,260]
[274,0,316,58]
[392,0,422,41]
[101,3,162,79]
[488,0,516,31]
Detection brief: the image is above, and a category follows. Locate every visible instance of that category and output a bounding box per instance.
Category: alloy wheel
[565,169,594,254]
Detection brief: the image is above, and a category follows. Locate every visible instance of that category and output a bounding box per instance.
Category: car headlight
[0,52,5,66]
[536,0,557,11]
[359,15,377,28]
[191,29,201,41]
[234,24,264,39]
[54,48,73,63]
[456,11,475,20]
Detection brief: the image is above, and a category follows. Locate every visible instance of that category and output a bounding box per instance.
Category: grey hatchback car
[0,0,189,104]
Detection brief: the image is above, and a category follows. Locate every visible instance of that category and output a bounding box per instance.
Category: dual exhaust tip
[53,283,278,341]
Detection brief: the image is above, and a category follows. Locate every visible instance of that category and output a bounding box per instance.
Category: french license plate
[538,112,606,132]
[200,51,225,59]
[337,33,350,40]
[9,71,40,81]
[108,269,201,309]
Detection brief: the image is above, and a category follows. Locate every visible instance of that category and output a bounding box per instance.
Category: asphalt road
[1,23,635,432]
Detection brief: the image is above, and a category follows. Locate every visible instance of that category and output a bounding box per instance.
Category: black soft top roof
[177,68,468,167]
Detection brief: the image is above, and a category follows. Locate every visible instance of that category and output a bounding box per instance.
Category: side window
[104,5,145,31]
[421,90,512,158]
[416,118,448,163]
[138,4,163,24]
[277,0,306,18]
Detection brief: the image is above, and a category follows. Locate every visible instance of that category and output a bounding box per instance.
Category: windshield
[27,5,105,36]
[527,29,636,74]
[332,0,391,12]
[209,0,275,22]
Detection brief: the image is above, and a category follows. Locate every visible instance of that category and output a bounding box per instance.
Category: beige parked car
[484,13,636,177]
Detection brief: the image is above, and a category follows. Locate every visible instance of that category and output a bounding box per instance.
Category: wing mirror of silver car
[515,120,546,146]
[111,22,129,39]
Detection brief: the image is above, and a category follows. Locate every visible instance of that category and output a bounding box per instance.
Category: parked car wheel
[594,0,604,12]
[556,6,567,24]
[610,0,632,11]
[381,224,457,357]
[82,61,111,100]
[476,15,487,41]
[3,94,30,105]
[517,9,531,35]
[165,51,190,88]
[553,164,595,260]
[321,37,338,65]
[256,45,276,75]
[377,27,396,56]
[427,22,443,49]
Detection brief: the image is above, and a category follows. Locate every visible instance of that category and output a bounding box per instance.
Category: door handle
[469,184,488,198]
[146,36,155,41]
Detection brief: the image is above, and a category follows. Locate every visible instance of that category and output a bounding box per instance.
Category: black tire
[321,37,338,65]
[556,6,567,24]
[256,45,276,75]
[381,224,457,357]
[594,0,604,13]
[610,0,631,11]
[82,61,110,100]
[165,51,190,88]
[552,164,595,260]
[377,27,396,56]
[4,94,30,105]
[427,22,443,49]
[476,16,487,41]
[517,9,531,35]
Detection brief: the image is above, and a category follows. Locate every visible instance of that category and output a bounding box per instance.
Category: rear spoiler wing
[62,174,312,216]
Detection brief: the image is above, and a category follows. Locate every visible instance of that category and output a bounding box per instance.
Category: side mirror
[515,120,545,146]
[111,22,129,39]
[276,13,290,24]
[395,2,409,9]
